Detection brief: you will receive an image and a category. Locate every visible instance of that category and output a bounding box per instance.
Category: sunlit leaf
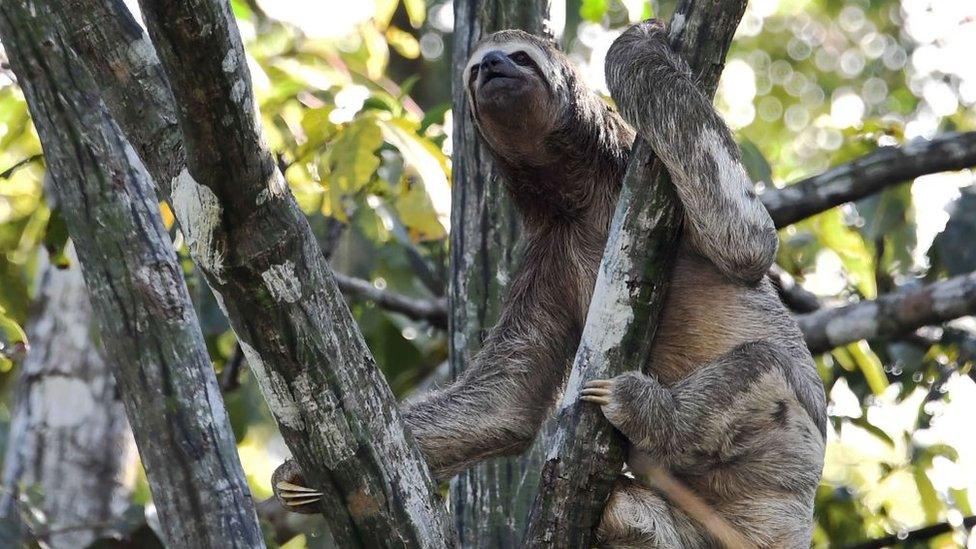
[580,0,609,22]
[912,467,941,524]
[0,304,27,362]
[846,341,888,395]
[402,0,426,28]
[322,115,384,221]
[810,209,877,298]
[848,416,895,447]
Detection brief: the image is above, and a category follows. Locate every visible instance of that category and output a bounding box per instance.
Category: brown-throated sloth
[274,19,827,547]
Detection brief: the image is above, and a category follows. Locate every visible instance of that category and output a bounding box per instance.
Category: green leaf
[912,467,941,524]
[580,0,609,22]
[42,207,71,269]
[846,341,888,395]
[739,138,773,185]
[0,304,27,362]
[810,209,877,298]
[322,116,384,220]
[848,415,894,447]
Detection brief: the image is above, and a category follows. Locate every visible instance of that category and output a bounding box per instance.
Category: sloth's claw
[581,395,611,406]
[276,481,320,493]
[582,379,615,406]
[283,495,323,506]
[585,379,614,389]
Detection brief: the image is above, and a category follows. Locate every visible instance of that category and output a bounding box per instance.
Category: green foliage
[1,0,975,547]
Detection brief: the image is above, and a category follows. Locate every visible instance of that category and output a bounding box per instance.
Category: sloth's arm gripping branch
[402,247,585,481]
[605,20,778,284]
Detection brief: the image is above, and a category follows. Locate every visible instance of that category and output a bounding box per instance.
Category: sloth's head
[464,30,576,164]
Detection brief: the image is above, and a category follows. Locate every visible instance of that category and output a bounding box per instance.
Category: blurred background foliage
[1,0,975,547]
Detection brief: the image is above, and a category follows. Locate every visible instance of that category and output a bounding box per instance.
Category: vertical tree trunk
[0,250,137,548]
[43,0,455,544]
[448,1,562,545]
[523,3,748,545]
[0,4,264,546]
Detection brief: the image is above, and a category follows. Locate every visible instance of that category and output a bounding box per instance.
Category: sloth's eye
[509,51,532,66]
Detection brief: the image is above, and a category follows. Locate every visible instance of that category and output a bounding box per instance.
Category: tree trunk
[0,4,264,546]
[0,250,137,548]
[50,0,454,544]
[523,3,748,545]
[448,0,562,545]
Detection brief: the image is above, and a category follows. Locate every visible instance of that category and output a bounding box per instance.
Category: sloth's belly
[645,247,795,384]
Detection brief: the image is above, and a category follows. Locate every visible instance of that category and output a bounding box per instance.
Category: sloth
[274,20,827,547]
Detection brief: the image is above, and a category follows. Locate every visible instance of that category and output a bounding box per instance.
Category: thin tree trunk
[0,250,137,548]
[50,0,453,544]
[523,2,747,545]
[448,0,563,545]
[0,3,264,546]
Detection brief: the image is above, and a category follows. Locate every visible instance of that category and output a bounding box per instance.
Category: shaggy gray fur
[273,21,827,547]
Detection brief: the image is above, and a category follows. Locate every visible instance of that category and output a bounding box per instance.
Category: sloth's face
[464,33,566,163]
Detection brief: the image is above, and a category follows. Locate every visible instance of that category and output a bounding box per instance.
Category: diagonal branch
[764,131,976,228]
[52,0,452,544]
[523,3,747,545]
[797,271,976,354]
[334,273,447,329]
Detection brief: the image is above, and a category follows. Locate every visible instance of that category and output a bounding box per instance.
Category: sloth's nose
[481,51,508,71]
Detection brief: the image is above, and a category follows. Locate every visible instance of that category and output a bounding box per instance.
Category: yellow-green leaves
[321,115,384,220]
[379,118,449,241]
[0,303,27,366]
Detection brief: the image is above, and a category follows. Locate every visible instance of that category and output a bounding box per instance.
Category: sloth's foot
[272,459,322,514]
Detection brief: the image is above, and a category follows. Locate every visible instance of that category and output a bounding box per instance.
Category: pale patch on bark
[221,49,238,73]
[256,170,287,205]
[230,80,246,104]
[37,376,95,427]
[261,260,302,303]
[239,340,305,431]
[171,168,224,280]
[126,38,156,66]
[930,275,972,316]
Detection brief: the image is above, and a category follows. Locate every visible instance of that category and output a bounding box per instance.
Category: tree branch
[844,514,976,549]
[333,273,447,329]
[0,3,264,545]
[53,0,452,544]
[523,3,746,545]
[797,271,976,354]
[764,131,976,228]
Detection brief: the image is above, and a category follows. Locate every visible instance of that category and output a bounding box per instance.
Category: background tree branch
[0,3,264,545]
[764,131,976,228]
[798,271,976,354]
[523,3,746,545]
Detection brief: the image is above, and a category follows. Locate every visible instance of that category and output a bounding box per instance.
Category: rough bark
[798,271,976,355]
[0,251,136,549]
[0,3,264,546]
[448,0,561,545]
[53,0,452,544]
[523,3,747,545]
[764,131,976,228]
